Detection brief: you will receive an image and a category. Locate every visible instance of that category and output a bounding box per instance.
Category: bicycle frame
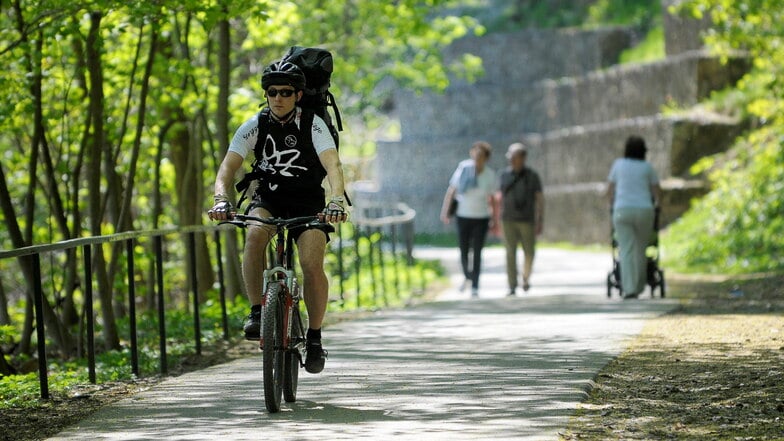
[223,213,324,412]
[228,214,321,352]
[260,226,299,352]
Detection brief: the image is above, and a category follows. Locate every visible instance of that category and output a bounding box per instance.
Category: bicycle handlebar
[220,213,328,230]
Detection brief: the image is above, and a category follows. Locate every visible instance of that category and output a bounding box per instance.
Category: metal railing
[340,202,419,308]
[0,203,418,399]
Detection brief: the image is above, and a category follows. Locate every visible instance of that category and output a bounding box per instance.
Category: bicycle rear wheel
[283,306,303,403]
[262,283,284,413]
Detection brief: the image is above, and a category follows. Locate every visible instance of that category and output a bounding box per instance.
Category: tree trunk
[216,16,244,298]
[39,126,79,326]
[60,250,80,326]
[85,11,120,351]
[0,346,16,376]
[7,8,77,355]
[19,294,33,355]
[170,117,214,300]
[166,16,214,300]
[0,280,10,326]
[109,22,159,318]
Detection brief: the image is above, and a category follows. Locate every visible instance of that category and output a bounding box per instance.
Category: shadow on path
[49,248,677,441]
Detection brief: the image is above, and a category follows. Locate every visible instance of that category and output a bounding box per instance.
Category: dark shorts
[246,195,334,243]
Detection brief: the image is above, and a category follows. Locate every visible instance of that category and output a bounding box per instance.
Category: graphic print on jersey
[258,133,307,192]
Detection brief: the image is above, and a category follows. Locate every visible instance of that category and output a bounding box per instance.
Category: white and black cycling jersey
[228,107,336,160]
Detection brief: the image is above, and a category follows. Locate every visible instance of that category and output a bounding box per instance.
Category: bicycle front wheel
[262,283,284,413]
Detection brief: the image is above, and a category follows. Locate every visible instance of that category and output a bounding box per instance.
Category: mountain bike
[225,213,326,413]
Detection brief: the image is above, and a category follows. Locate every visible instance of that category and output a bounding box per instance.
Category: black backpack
[236,46,347,207]
[283,46,343,141]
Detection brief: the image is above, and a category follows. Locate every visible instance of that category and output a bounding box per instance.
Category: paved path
[50,247,677,441]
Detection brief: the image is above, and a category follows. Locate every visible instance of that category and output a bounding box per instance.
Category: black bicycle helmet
[261,60,306,91]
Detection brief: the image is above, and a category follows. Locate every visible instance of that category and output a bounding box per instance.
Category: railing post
[337,223,345,307]
[365,227,378,304]
[188,232,201,355]
[154,235,168,375]
[31,253,49,399]
[390,223,400,297]
[399,223,411,293]
[214,230,229,341]
[376,226,388,306]
[126,239,139,377]
[1,223,277,392]
[405,220,415,265]
[354,225,362,309]
[405,220,421,295]
[83,245,96,384]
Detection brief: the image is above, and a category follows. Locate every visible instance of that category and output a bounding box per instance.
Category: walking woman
[440,141,497,297]
[607,136,661,298]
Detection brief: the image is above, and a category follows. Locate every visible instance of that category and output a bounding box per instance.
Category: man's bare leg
[297,229,329,373]
[241,207,273,339]
[297,229,329,329]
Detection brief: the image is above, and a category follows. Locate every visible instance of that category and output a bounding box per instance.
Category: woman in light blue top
[607,136,661,298]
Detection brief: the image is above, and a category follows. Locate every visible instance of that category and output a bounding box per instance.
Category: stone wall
[662,0,712,56]
[396,52,749,140]
[364,7,748,244]
[535,54,749,131]
[542,179,707,244]
[375,114,738,242]
[443,27,632,87]
[534,114,741,244]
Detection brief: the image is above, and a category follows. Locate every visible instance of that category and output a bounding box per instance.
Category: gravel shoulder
[560,274,784,440]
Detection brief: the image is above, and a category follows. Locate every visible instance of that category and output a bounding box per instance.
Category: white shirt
[608,158,659,210]
[228,107,336,160]
[449,164,496,219]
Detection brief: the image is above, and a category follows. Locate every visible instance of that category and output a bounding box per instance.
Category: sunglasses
[266,88,296,98]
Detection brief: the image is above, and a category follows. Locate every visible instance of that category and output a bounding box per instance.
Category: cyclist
[208,60,348,374]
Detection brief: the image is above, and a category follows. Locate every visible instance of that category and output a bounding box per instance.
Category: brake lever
[218,220,247,228]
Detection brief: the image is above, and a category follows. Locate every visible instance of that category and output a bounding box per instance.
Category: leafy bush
[663,129,784,274]
[586,0,661,28]
[662,1,784,275]
[619,23,665,64]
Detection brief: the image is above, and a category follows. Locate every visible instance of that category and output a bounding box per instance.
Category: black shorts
[245,195,334,243]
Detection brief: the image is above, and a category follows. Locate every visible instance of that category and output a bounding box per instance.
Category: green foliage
[0,325,18,346]
[663,129,784,274]
[0,373,49,407]
[585,0,661,29]
[0,0,483,236]
[0,0,477,363]
[662,1,784,274]
[325,223,445,310]
[415,232,460,247]
[0,295,250,408]
[618,23,665,64]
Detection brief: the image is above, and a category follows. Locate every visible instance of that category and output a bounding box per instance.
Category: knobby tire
[263,283,284,413]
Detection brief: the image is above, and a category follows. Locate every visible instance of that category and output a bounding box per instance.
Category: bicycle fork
[259,267,299,353]
[288,278,307,367]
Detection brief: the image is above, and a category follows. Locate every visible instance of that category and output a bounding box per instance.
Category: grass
[0,297,248,408]
[0,244,445,412]
[619,23,666,64]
